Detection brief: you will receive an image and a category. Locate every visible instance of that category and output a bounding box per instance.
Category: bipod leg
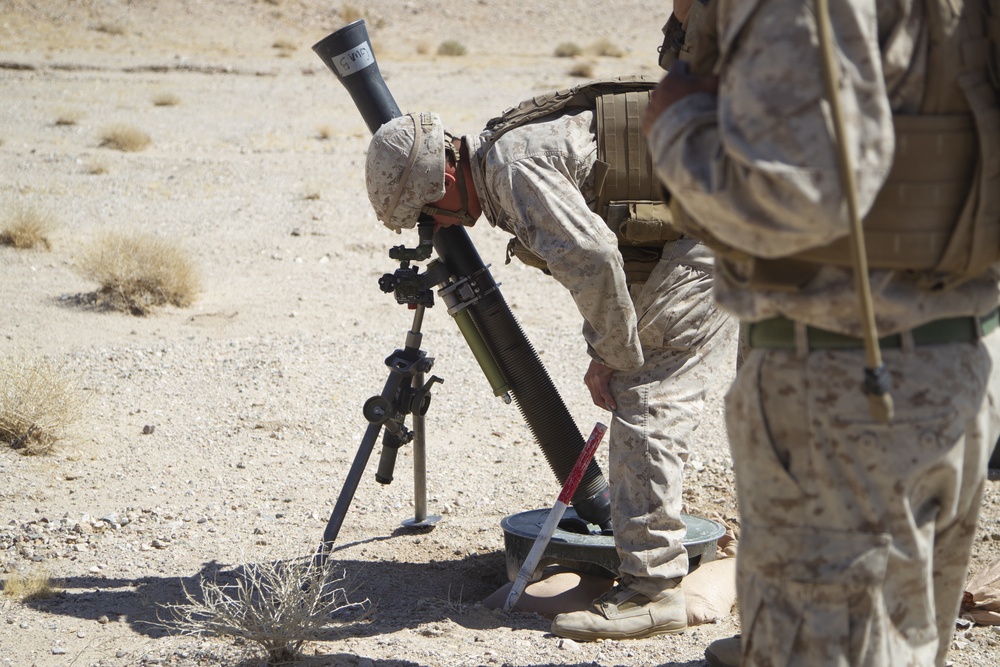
[401,367,441,529]
[316,306,428,565]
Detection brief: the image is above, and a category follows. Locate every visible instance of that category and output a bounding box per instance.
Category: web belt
[747,307,1000,350]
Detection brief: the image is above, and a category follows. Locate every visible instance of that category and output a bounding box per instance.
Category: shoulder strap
[483,75,659,146]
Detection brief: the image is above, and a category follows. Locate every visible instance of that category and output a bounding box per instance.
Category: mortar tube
[433,226,612,526]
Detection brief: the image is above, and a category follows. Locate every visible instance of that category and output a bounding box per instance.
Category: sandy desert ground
[2,2,1000,666]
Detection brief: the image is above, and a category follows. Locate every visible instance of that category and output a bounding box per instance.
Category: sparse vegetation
[437,40,467,57]
[2,566,58,601]
[160,556,367,665]
[54,108,83,126]
[152,92,180,107]
[589,38,624,58]
[569,62,595,78]
[316,124,333,140]
[93,22,126,36]
[98,124,151,152]
[340,4,363,23]
[554,42,582,58]
[1,202,56,250]
[85,159,108,175]
[0,355,81,455]
[272,38,297,58]
[76,230,200,315]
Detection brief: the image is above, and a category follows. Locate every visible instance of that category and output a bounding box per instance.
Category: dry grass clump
[1,202,56,250]
[0,355,81,455]
[160,557,367,665]
[54,108,83,126]
[272,38,297,58]
[554,42,582,58]
[76,230,199,315]
[569,62,595,78]
[152,92,180,107]
[340,4,363,23]
[85,159,109,175]
[589,38,624,58]
[94,22,126,36]
[437,40,467,56]
[2,567,58,601]
[98,124,151,152]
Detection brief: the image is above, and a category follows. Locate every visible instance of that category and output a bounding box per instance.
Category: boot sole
[553,622,687,642]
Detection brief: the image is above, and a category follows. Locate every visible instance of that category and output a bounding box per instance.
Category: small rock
[98,615,110,624]
[142,424,155,435]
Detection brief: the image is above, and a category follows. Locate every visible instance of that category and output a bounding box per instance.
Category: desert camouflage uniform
[465,111,737,598]
[648,1,1000,664]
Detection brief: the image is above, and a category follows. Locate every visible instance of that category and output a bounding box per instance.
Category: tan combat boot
[705,635,741,667]
[550,582,687,641]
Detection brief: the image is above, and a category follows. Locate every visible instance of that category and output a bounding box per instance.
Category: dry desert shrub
[94,22,126,36]
[54,108,83,126]
[2,566,58,601]
[437,40,467,56]
[589,38,624,58]
[554,42,583,58]
[152,92,180,107]
[569,62,595,78]
[0,355,81,455]
[1,202,56,250]
[76,231,199,315]
[85,159,109,175]
[160,557,367,665]
[98,124,151,152]
[340,4,363,23]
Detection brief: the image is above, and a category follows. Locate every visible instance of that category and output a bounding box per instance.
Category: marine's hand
[643,61,719,136]
[585,360,617,411]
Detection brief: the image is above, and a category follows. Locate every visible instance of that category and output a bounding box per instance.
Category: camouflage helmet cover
[365,112,446,232]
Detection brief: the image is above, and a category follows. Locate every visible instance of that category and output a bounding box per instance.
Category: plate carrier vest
[483,76,679,284]
[676,0,1000,291]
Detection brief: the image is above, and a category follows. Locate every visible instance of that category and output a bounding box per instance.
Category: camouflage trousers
[607,247,737,599]
[728,329,1000,666]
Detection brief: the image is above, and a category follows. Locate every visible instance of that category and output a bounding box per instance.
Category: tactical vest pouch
[505,237,551,273]
[794,114,978,270]
[935,68,1000,282]
[595,89,679,246]
[606,201,682,244]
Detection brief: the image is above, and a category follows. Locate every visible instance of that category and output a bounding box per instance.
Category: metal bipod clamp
[317,304,443,564]
[365,354,443,485]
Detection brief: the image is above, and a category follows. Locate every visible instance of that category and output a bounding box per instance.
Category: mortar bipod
[316,305,442,565]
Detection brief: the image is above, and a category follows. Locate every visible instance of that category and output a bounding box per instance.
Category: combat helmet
[365,112,447,232]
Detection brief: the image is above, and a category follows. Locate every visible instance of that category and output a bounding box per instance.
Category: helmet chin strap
[422,133,478,226]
